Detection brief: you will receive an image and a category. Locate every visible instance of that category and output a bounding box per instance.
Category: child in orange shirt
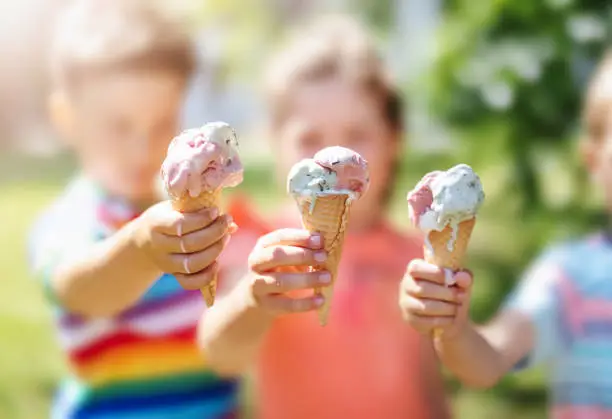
[190,16,450,419]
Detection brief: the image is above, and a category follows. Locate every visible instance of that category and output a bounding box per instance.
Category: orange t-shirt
[221,196,446,419]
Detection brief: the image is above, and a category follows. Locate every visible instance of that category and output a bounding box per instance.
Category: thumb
[453,270,473,291]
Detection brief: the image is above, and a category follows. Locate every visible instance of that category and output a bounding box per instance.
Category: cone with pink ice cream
[407,164,484,337]
[287,146,370,326]
[161,122,243,307]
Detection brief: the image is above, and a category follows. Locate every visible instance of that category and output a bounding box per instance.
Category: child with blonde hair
[29,1,237,417]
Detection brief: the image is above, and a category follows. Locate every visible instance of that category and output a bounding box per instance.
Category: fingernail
[314,251,327,262]
[209,208,219,219]
[314,295,324,306]
[310,235,321,247]
[319,272,332,284]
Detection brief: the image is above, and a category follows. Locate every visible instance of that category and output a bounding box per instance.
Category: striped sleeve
[504,248,565,369]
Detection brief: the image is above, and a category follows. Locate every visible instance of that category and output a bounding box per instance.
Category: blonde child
[185,16,450,419]
[28,1,236,417]
[400,51,612,418]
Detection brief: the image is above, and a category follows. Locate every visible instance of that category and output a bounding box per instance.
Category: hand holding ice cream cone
[406,164,484,338]
[287,146,370,326]
[161,122,243,307]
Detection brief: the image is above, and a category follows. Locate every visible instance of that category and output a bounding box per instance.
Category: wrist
[434,321,472,351]
[238,273,277,323]
[125,218,162,278]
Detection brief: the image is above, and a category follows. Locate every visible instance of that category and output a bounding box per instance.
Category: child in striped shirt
[28,1,237,417]
[400,51,612,418]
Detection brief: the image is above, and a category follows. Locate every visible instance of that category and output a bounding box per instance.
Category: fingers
[249,245,327,273]
[256,229,323,250]
[402,297,457,317]
[174,262,219,290]
[257,293,324,314]
[154,204,219,236]
[169,235,231,274]
[251,271,332,295]
[406,259,447,285]
[454,270,473,291]
[154,215,233,253]
[402,274,460,303]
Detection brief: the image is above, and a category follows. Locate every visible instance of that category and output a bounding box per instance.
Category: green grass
[0,153,548,418]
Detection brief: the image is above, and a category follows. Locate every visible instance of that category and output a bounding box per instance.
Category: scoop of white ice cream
[427,164,484,230]
[287,158,338,196]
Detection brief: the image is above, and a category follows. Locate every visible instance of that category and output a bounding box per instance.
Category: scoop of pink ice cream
[406,171,442,226]
[313,146,370,197]
[161,122,243,198]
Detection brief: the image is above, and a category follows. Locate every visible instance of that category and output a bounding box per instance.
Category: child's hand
[246,228,331,315]
[135,201,234,289]
[399,259,473,339]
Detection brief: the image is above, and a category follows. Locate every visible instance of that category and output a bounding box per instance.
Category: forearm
[199,277,275,376]
[53,220,160,317]
[435,323,509,388]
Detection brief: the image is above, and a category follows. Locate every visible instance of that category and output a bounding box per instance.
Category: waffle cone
[171,189,222,307]
[297,194,351,326]
[424,217,476,338]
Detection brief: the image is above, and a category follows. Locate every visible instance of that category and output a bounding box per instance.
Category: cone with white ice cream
[287,146,370,326]
[407,164,484,337]
[161,122,243,307]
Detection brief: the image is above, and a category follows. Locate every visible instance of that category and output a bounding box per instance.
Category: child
[399,52,612,418]
[28,1,237,418]
[190,16,450,419]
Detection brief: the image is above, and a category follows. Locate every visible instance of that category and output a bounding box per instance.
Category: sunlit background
[1,0,611,418]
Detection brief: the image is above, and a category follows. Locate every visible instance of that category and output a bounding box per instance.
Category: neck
[346,202,387,233]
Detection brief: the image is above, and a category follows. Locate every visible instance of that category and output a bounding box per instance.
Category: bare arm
[50,203,228,318]
[199,228,330,376]
[435,310,534,388]
[53,219,160,317]
[199,276,275,376]
[400,259,540,389]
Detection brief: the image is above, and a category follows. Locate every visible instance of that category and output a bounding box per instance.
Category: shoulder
[549,233,612,293]
[512,235,605,298]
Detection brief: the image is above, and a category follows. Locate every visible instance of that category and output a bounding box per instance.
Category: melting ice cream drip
[287,146,369,214]
[408,164,484,253]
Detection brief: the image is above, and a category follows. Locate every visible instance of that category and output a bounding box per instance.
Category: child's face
[585,121,612,209]
[52,71,186,204]
[274,78,400,220]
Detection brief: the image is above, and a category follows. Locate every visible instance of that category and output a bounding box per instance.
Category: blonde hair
[264,15,403,131]
[583,51,612,144]
[51,0,196,88]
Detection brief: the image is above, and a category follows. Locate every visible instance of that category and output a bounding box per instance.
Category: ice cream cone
[297,194,351,326]
[171,189,222,307]
[424,217,476,338]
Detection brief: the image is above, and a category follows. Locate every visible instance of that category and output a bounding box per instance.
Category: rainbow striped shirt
[506,233,612,418]
[28,177,238,419]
